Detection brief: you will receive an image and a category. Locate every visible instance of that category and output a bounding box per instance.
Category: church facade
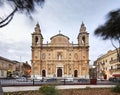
[31,22,89,78]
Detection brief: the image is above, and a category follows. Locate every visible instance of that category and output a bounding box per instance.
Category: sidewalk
[2,85,116,92]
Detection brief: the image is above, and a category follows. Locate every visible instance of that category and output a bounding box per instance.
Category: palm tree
[94,9,120,62]
[0,0,45,28]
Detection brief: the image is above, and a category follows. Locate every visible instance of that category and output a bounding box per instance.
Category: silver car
[16,77,27,82]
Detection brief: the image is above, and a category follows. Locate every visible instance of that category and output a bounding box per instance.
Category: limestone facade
[0,56,31,78]
[0,56,16,78]
[94,49,120,80]
[31,22,89,78]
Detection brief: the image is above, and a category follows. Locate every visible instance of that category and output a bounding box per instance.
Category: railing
[42,44,79,47]
[110,59,118,64]
[109,68,120,73]
[0,78,117,87]
[0,78,91,86]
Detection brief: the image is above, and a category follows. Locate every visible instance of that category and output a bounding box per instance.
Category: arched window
[35,36,38,44]
[82,36,85,44]
[58,52,62,60]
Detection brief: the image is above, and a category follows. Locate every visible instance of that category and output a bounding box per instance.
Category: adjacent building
[0,56,31,78]
[18,62,31,77]
[31,22,89,78]
[94,49,120,80]
[0,56,16,78]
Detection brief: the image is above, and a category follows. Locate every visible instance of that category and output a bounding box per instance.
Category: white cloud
[0,0,120,65]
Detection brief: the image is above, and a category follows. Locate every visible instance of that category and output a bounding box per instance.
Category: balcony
[110,59,118,64]
[109,68,120,73]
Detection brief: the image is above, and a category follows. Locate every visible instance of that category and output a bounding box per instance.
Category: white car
[31,76,43,82]
[65,77,74,82]
[16,77,27,82]
[61,77,74,82]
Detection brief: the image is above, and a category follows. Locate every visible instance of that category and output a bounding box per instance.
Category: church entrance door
[74,70,78,77]
[57,68,62,77]
[42,70,46,77]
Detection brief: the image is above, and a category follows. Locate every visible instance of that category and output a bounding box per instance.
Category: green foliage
[94,9,120,40]
[112,84,120,93]
[4,91,24,95]
[39,85,60,95]
[85,86,91,90]
[0,0,45,28]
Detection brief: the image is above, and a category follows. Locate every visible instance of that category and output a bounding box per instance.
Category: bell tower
[32,23,43,47]
[77,22,89,47]
[31,23,43,77]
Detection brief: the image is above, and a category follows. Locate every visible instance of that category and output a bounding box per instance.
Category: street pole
[20,56,22,77]
[92,66,96,79]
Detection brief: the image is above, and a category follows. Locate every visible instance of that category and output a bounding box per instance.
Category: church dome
[50,33,70,46]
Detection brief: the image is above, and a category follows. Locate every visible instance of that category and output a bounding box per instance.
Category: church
[31,22,89,79]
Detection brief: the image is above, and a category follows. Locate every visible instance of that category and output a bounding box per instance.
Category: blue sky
[0,0,120,65]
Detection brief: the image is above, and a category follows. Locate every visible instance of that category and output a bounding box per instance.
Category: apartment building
[94,49,120,80]
[0,56,31,78]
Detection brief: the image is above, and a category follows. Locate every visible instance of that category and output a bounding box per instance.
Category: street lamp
[19,56,22,77]
[90,65,97,84]
[92,66,96,79]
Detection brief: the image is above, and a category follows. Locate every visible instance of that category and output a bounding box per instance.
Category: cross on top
[59,30,61,34]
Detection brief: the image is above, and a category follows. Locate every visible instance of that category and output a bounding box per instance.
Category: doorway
[42,70,46,77]
[74,70,78,77]
[57,68,62,77]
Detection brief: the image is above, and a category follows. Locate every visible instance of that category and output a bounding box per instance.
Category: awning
[112,74,120,77]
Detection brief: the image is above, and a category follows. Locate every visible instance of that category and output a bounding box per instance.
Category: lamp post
[19,56,22,77]
[92,66,96,79]
[90,65,97,84]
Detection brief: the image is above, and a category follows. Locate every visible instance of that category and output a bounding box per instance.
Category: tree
[94,9,120,62]
[0,0,45,28]
[39,85,61,95]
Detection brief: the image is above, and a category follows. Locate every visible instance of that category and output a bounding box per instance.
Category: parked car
[97,78,101,81]
[78,78,88,83]
[46,78,57,82]
[65,77,74,82]
[16,77,27,82]
[12,75,19,79]
[31,76,43,82]
[109,77,120,82]
[109,77,114,81]
[61,77,74,82]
